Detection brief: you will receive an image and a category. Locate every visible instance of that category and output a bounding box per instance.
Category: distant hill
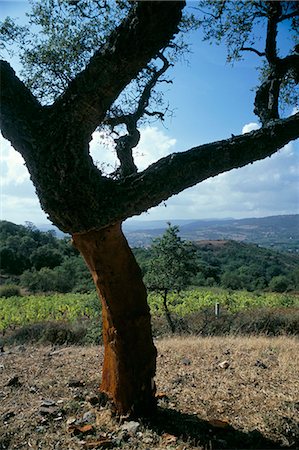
[191,239,299,291]
[31,214,299,252]
[123,215,299,252]
[1,219,298,293]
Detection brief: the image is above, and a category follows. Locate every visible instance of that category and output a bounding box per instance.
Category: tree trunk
[72,222,157,417]
[162,290,175,334]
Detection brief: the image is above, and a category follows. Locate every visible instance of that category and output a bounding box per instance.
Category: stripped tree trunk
[73,222,157,416]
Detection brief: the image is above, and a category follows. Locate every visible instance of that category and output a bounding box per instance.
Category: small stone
[39,406,60,417]
[29,386,38,393]
[181,358,191,366]
[82,411,96,424]
[218,360,230,369]
[41,399,56,407]
[66,417,77,426]
[68,379,85,387]
[53,416,63,421]
[120,420,140,435]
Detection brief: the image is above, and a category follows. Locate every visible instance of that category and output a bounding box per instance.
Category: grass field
[1,336,298,449]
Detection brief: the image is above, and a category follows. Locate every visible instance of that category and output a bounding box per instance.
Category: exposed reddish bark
[72,222,157,416]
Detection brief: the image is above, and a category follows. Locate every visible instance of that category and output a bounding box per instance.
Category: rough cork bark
[72,223,157,416]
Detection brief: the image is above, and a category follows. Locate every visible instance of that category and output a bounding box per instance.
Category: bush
[1,319,102,346]
[269,275,289,293]
[0,285,22,298]
[20,257,94,293]
[152,307,299,337]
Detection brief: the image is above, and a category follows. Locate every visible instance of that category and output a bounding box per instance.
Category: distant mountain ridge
[36,214,299,252]
[123,214,299,251]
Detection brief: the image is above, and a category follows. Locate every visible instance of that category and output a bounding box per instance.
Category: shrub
[1,319,102,346]
[152,307,299,337]
[269,275,289,293]
[0,285,22,298]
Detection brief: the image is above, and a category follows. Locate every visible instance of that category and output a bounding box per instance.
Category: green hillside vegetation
[193,240,299,292]
[1,221,298,345]
[1,220,299,295]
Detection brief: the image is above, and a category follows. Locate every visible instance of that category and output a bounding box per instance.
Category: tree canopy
[145,224,197,293]
[1,1,298,233]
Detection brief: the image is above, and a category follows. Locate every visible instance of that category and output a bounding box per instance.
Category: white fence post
[215,302,220,319]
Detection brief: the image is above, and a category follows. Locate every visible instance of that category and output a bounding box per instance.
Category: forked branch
[107,53,172,178]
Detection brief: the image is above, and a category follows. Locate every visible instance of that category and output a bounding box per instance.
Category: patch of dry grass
[0,336,298,449]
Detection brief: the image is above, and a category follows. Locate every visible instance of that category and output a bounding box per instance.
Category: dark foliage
[1,220,298,294]
[0,284,21,298]
[1,319,102,347]
[151,307,299,338]
[137,239,299,293]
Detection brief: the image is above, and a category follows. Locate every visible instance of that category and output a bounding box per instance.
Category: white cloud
[90,126,177,174]
[0,135,29,186]
[242,122,260,134]
[1,194,48,225]
[1,126,298,225]
[0,134,47,224]
[135,126,176,170]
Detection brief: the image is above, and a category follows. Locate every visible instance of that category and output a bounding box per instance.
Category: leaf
[68,424,94,435]
[208,418,229,429]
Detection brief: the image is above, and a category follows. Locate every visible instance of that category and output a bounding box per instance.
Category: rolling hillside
[123,215,299,251]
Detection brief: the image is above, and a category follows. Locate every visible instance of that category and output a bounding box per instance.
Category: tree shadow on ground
[147,407,296,449]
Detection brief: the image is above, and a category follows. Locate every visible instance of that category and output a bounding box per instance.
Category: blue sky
[0,1,298,226]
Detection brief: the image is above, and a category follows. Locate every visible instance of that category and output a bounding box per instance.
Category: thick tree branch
[254,53,299,125]
[114,114,299,224]
[107,53,172,178]
[105,54,171,129]
[50,113,298,234]
[0,61,43,154]
[265,2,281,64]
[254,2,298,125]
[50,2,184,137]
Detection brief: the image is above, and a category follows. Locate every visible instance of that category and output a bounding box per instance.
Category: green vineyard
[1,289,298,333]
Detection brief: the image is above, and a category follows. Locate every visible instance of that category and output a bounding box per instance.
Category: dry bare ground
[0,336,298,450]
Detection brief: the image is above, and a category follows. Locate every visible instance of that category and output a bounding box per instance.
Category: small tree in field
[145,224,197,333]
[1,1,299,416]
